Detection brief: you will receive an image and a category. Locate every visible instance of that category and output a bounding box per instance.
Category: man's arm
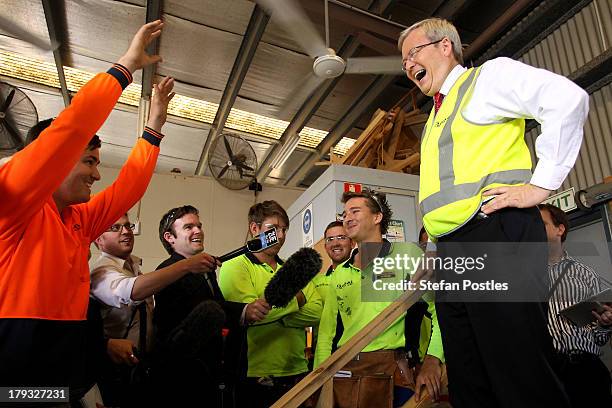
[423,295,444,362]
[90,262,141,308]
[470,57,589,213]
[130,251,216,301]
[281,282,323,328]
[83,77,175,240]
[218,257,299,324]
[313,282,339,368]
[583,265,612,345]
[414,295,445,401]
[0,21,163,236]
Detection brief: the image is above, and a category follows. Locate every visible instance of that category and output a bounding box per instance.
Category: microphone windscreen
[264,247,322,308]
[166,300,226,357]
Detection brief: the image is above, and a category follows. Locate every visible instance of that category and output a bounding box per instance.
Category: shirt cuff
[531,158,570,191]
[142,126,164,147]
[106,63,133,90]
[426,240,437,252]
[240,304,249,326]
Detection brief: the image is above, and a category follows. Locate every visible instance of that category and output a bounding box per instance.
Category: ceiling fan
[256,0,404,117]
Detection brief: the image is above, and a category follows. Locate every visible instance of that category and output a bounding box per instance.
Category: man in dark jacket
[153,205,269,406]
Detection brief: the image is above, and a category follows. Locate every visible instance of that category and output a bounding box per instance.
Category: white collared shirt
[90,252,143,308]
[437,57,589,191]
[90,252,154,346]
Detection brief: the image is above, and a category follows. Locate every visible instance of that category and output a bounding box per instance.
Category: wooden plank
[400,365,450,408]
[347,137,375,166]
[380,153,420,172]
[271,288,424,408]
[358,145,377,168]
[401,127,420,149]
[385,109,405,160]
[315,379,334,408]
[403,113,429,126]
[340,109,386,164]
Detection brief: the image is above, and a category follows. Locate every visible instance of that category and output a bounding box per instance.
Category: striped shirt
[547,253,612,356]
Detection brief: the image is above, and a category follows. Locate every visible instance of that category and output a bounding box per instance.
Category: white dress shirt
[438,57,589,191]
[90,252,154,348]
[90,252,142,308]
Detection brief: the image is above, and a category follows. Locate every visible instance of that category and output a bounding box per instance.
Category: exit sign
[542,187,577,212]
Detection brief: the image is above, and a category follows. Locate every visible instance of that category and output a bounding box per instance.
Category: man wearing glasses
[90,211,232,405]
[398,17,588,407]
[313,220,354,303]
[219,200,323,408]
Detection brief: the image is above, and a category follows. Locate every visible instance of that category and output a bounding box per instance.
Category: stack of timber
[332,107,427,174]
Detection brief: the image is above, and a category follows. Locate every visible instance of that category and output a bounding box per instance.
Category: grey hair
[397,18,463,64]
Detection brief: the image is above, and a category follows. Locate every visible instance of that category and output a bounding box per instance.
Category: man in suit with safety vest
[398,18,589,408]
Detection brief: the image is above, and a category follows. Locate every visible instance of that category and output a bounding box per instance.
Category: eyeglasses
[262,223,289,234]
[401,38,445,71]
[107,223,136,233]
[325,235,348,244]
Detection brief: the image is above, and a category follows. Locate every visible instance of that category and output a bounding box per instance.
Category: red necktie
[434,92,445,113]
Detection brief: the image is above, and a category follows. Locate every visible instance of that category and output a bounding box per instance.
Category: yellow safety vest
[419,67,533,237]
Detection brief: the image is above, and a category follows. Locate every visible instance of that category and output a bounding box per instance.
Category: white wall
[90,166,304,272]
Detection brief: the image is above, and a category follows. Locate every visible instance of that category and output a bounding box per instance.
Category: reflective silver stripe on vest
[421,169,533,214]
[438,69,477,192]
[421,68,531,215]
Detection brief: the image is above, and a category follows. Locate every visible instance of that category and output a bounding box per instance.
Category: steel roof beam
[195,5,269,176]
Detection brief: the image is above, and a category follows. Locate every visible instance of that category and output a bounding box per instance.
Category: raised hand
[117,20,164,73]
[147,76,175,132]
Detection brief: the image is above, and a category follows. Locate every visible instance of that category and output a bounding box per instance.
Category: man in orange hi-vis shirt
[0,20,174,401]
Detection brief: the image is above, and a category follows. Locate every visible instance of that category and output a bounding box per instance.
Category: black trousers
[556,352,612,408]
[238,374,304,408]
[435,207,570,408]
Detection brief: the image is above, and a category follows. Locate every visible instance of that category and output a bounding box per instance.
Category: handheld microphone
[217,228,279,263]
[264,247,322,307]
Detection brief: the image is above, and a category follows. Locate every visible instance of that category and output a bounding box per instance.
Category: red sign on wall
[343,182,362,193]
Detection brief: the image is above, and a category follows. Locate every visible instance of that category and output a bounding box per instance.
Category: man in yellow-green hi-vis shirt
[399,17,588,408]
[311,221,354,357]
[219,200,322,408]
[315,190,444,407]
[312,220,354,304]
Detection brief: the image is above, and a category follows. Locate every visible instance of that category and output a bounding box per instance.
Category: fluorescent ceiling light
[270,136,301,169]
[0,50,356,156]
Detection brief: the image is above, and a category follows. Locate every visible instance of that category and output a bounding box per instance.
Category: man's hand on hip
[481,184,551,215]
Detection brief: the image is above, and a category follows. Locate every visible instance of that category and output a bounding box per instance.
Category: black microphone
[264,247,322,308]
[166,300,226,358]
[217,228,279,262]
